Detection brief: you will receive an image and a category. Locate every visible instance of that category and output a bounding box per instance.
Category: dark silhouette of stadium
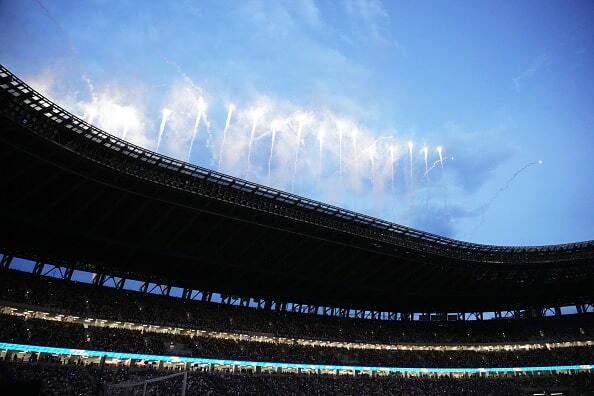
[1,64,593,394]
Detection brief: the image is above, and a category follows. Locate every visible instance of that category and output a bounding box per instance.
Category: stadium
[1,57,594,396]
[2,2,594,395]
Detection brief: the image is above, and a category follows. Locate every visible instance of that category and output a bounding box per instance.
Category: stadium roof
[1,64,593,312]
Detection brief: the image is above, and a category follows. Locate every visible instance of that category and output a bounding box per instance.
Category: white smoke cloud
[79,89,150,147]
[160,79,208,159]
[23,67,153,149]
[23,67,455,233]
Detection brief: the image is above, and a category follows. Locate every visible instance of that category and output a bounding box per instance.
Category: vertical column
[63,268,74,281]
[0,254,13,269]
[32,261,44,275]
[115,277,126,290]
[182,288,192,299]
[139,282,149,293]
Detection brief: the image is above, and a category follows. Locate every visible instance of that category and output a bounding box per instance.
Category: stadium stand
[1,310,594,368]
[1,64,594,394]
[2,361,594,396]
[0,268,594,394]
[2,269,594,345]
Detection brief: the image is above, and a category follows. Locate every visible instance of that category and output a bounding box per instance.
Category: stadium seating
[1,269,594,394]
[2,269,593,345]
[2,361,594,395]
[1,313,594,368]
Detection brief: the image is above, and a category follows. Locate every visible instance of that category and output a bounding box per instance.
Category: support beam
[181,288,203,300]
[201,292,212,302]
[63,268,74,281]
[41,265,64,278]
[91,273,125,288]
[138,282,171,295]
[182,288,192,299]
[240,298,250,307]
[139,282,149,293]
[0,254,13,269]
[159,285,171,296]
[115,277,126,290]
[91,273,104,286]
[575,304,592,314]
[32,261,44,276]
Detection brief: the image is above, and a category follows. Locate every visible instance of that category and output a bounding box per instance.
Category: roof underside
[1,65,593,312]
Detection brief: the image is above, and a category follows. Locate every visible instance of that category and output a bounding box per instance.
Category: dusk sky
[1,0,593,246]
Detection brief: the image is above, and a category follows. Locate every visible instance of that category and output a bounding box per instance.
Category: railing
[4,304,594,351]
[1,64,593,264]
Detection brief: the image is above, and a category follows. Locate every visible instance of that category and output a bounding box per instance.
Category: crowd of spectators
[1,269,593,346]
[2,269,594,394]
[1,360,594,395]
[0,315,167,356]
[1,314,593,368]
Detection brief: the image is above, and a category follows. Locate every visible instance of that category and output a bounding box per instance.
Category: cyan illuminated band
[1,342,592,374]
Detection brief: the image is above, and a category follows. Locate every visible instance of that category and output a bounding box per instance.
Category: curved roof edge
[1,64,592,261]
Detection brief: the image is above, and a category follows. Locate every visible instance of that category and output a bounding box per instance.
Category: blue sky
[1,0,593,246]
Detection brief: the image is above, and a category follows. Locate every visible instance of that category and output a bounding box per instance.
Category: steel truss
[2,259,593,322]
[91,273,125,289]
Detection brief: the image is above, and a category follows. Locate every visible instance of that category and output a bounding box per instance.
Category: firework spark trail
[372,136,394,146]
[246,112,261,179]
[437,146,444,168]
[186,107,204,162]
[34,0,77,57]
[318,128,325,181]
[484,160,543,208]
[165,58,209,153]
[82,76,97,101]
[81,77,98,124]
[422,146,429,176]
[472,160,544,233]
[121,126,129,141]
[356,137,392,184]
[368,147,376,184]
[218,104,235,171]
[407,141,414,182]
[267,125,278,184]
[86,111,97,125]
[156,108,172,152]
[165,58,203,94]
[201,112,213,146]
[338,123,344,180]
[254,131,271,141]
[389,145,396,191]
[291,118,306,192]
[424,157,454,177]
[356,136,392,162]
